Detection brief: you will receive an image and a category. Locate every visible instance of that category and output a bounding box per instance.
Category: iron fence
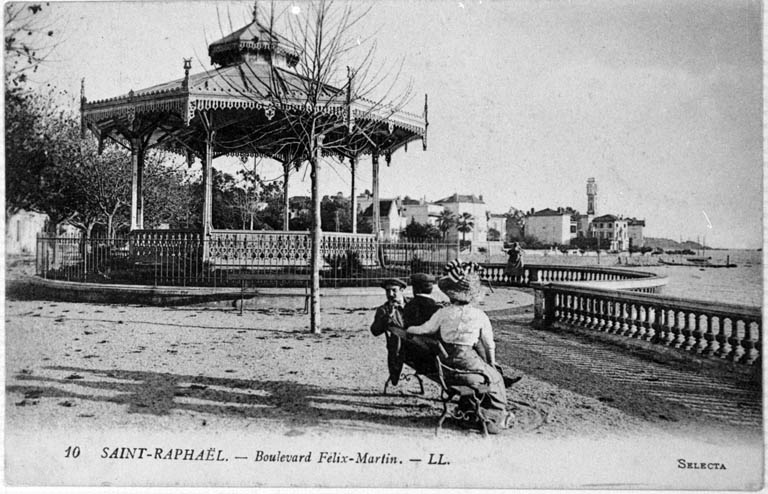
[36,233,461,288]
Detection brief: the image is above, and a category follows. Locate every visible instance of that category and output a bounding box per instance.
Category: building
[360,198,406,240]
[520,179,645,251]
[486,213,507,242]
[434,193,488,243]
[591,214,629,251]
[400,197,443,227]
[525,207,578,245]
[627,218,646,249]
[6,210,48,255]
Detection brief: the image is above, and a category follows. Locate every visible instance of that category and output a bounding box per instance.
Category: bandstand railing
[36,232,671,290]
[533,284,762,367]
[37,232,459,287]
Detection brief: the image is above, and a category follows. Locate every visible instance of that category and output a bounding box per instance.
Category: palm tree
[436,210,456,240]
[456,212,475,242]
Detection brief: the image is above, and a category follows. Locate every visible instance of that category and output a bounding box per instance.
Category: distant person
[406,260,510,434]
[370,278,409,386]
[504,242,524,282]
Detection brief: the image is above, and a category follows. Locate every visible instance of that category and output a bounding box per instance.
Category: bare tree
[207,0,418,333]
[4,3,61,88]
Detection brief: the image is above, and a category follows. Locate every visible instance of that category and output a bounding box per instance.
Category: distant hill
[644,237,707,251]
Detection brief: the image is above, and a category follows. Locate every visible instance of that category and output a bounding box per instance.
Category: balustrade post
[598,299,610,332]
[591,298,604,330]
[738,320,759,365]
[714,317,732,359]
[616,302,628,336]
[701,315,718,356]
[672,310,687,349]
[684,313,702,352]
[604,300,617,334]
[726,320,744,363]
[626,303,639,338]
[582,297,592,328]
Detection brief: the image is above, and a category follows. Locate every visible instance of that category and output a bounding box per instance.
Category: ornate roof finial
[80,78,86,103]
[253,0,258,23]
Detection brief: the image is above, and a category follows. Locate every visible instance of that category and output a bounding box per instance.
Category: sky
[16,0,763,248]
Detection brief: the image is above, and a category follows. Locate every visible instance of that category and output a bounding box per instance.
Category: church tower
[586,177,597,215]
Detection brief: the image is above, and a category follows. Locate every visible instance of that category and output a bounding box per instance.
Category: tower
[586,177,597,215]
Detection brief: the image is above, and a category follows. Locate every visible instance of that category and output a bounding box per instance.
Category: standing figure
[504,241,524,282]
[406,261,510,434]
[370,278,409,386]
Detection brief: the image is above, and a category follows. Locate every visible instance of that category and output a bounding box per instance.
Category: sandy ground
[5,278,761,444]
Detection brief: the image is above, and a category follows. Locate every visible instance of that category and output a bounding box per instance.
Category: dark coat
[370,299,409,385]
[403,295,441,328]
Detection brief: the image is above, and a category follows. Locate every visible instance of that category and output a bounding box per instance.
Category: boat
[659,257,736,268]
[685,256,711,264]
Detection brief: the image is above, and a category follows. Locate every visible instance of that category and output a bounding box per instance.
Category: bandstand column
[130,138,145,231]
[350,156,357,233]
[202,130,215,238]
[372,152,380,238]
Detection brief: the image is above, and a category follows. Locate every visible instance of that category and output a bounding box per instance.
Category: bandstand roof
[81,18,427,162]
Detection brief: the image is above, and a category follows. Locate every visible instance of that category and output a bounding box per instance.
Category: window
[570,225,576,233]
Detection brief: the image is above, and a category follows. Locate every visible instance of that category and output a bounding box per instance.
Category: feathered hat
[437,259,484,303]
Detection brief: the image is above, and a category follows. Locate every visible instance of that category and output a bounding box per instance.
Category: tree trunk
[310,136,324,334]
[107,214,113,240]
[283,162,290,231]
[350,157,357,233]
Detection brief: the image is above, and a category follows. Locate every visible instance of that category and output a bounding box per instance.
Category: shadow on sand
[8,366,473,435]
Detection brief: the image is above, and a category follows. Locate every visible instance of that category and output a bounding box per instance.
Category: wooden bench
[227,272,311,315]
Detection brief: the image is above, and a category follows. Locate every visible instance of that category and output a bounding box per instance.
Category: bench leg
[414,373,425,395]
[436,393,450,436]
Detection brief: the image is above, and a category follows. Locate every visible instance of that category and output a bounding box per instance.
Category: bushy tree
[402,219,441,241]
[321,194,352,232]
[436,210,456,240]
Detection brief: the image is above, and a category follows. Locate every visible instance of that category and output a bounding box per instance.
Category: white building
[435,193,488,243]
[591,214,629,251]
[6,210,48,255]
[360,198,406,240]
[400,197,443,226]
[486,213,508,242]
[525,207,578,245]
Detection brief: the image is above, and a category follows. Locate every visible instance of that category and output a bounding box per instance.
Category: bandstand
[79,13,428,285]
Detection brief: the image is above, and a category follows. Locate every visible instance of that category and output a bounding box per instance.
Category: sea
[482,249,763,308]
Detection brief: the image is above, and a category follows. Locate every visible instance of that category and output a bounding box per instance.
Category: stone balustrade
[481,263,666,293]
[535,283,761,366]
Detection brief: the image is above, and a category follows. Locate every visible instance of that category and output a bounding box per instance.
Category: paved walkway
[488,305,761,436]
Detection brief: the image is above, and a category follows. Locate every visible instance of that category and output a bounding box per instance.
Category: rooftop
[435,193,485,204]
